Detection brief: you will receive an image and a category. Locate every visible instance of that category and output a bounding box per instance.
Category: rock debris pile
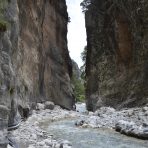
[76,105,148,139]
[8,102,80,148]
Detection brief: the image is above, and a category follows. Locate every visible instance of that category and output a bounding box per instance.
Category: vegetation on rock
[80,46,87,80]
[80,0,91,12]
[71,45,88,102]
[0,0,9,31]
[71,74,85,102]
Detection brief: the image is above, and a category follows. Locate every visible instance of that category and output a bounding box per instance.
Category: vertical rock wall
[85,0,148,111]
[16,0,74,110]
[0,1,74,145]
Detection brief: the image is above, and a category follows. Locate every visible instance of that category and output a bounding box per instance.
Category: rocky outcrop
[0,0,74,146]
[115,120,148,140]
[72,60,81,80]
[85,0,148,111]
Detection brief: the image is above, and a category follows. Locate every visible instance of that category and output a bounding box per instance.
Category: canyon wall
[85,0,148,111]
[72,59,81,80]
[0,0,74,145]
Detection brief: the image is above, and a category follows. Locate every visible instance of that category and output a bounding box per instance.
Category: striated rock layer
[0,0,74,145]
[85,0,148,111]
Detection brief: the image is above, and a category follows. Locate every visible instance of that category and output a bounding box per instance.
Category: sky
[66,0,86,68]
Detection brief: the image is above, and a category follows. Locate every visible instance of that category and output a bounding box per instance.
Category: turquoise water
[40,119,148,148]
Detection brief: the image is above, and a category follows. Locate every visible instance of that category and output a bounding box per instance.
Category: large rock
[115,120,148,140]
[84,0,148,111]
[36,103,45,111]
[44,101,55,110]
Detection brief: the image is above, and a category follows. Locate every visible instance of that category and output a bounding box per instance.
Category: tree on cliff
[80,0,91,12]
[80,46,87,80]
[71,46,87,102]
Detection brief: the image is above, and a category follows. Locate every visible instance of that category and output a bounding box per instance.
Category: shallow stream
[40,118,148,148]
[39,103,148,148]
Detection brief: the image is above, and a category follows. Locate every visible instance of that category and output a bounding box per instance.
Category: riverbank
[8,103,81,148]
[8,102,148,148]
[76,104,148,140]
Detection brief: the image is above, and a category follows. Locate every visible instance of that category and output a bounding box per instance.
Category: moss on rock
[0,0,9,32]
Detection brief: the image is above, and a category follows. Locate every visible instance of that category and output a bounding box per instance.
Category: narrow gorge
[0,0,147,148]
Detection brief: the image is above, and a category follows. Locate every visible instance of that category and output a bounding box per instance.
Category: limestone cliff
[85,0,148,111]
[72,59,81,80]
[0,0,74,144]
[16,0,74,110]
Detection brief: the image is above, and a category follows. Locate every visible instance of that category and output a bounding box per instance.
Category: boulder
[60,140,72,148]
[44,101,55,110]
[142,107,148,112]
[115,120,148,140]
[75,120,85,126]
[36,103,45,110]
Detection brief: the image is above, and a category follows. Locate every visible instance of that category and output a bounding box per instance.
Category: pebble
[88,112,94,116]
[38,141,45,146]
[7,145,13,148]
[28,145,36,148]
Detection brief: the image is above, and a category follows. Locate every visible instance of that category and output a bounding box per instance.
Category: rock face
[85,0,148,111]
[0,0,74,145]
[72,60,81,80]
[16,0,74,110]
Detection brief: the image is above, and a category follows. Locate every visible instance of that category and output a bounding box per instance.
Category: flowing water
[39,103,148,148]
[40,119,148,148]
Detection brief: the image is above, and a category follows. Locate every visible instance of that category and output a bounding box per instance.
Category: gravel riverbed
[8,104,81,148]
[8,102,148,148]
[76,104,148,140]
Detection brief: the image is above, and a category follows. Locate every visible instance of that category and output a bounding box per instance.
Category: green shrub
[71,45,88,102]
[0,0,9,32]
[80,46,87,80]
[0,19,7,31]
[80,0,91,13]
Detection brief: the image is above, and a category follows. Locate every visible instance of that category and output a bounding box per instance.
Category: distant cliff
[85,0,148,111]
[72,59,81,80]
[71,60,85,102]
[0,0,74,143]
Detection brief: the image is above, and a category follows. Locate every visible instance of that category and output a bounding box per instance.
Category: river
[39,103,148,148]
